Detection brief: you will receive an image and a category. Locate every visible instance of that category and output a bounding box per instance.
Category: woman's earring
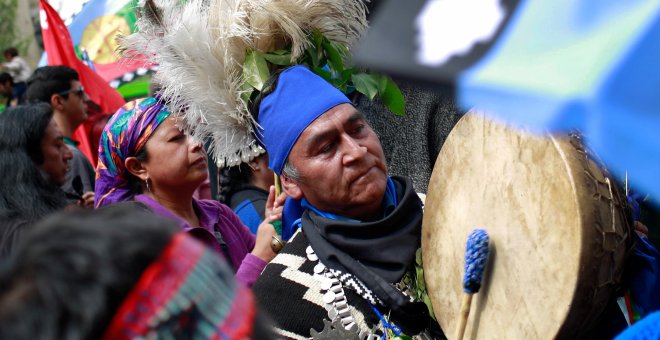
[145,177,151,193]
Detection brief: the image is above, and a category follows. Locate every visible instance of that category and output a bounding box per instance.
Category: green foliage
[262,50,293,66]
[352,73,379,100]
[377,74,405,116]
[118,2,139,31]
[0,0,34,60]
[241,30,406,116]
[414,248,436,321]
[243,49,270,91]
[0,0,18,53]
[116,75,152,100]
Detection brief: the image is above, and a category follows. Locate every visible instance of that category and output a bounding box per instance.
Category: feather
[120,0,368,166]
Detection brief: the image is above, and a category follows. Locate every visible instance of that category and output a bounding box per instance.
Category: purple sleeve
[235,253,267,287]
[215,202,263,286]
[218,202,256,250]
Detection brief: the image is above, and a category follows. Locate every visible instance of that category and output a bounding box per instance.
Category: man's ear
[50,94,65,111]
[281,174,303,200]
[125,157,148,181]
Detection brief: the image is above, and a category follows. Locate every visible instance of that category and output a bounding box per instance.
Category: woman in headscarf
[95,97,281,286]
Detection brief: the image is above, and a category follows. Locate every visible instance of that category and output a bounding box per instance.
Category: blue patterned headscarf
[257,66,351,175]
[95,97,171,208]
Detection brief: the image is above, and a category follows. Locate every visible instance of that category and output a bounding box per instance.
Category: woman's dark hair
[0,202,274,340]
[218,163,253,204]
[0,202,177,339]
[0,104,66,222]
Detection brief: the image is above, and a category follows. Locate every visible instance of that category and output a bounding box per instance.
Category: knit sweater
[356,81,464,193]
[252,231,384,339]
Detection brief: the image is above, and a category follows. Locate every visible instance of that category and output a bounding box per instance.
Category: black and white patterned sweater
[253,230,387,339]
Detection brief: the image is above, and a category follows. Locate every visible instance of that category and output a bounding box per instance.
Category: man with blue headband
[252,66,441,339]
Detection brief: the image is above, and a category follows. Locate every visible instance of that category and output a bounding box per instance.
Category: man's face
[283,103,388,221]
[59,80,88,126]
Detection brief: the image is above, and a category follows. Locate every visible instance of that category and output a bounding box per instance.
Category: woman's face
[142,117,208,194]
[40,119,73,186]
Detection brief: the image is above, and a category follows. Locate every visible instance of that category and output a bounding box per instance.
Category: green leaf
[351,73,380,100]
[239,80,255,104]
[305,43,320,68]
[378,75,406,116]
[312,30,324,50]
[312,67,332,83]
[243,49,270,91]
[322,39,345,73]
[312,31,326,66]
[263,52,293,66]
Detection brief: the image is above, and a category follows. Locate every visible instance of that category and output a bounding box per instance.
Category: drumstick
[454,229,490,340]
[272,174,283,235]
[274,173,282,197]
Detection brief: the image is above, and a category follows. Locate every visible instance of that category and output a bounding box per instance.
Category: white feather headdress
[120,0,368,167]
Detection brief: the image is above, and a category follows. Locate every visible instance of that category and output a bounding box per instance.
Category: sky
[47,0,91,25]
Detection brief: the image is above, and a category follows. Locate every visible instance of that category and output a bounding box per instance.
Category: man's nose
[342,135,367,164]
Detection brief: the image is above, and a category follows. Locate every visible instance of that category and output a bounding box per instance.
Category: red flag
[39,0,125,165]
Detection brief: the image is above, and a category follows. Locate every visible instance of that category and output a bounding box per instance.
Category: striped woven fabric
[103,233,256,339]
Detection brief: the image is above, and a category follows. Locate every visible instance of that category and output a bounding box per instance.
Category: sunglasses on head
[59,86,86,98]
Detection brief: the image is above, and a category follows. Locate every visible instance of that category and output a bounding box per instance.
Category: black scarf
[301,176,430,334]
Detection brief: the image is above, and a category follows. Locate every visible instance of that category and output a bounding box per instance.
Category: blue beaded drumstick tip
[463,229,490,294]
[455,228,490,340]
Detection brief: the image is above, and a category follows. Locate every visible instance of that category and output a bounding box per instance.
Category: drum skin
[422,112,632,339]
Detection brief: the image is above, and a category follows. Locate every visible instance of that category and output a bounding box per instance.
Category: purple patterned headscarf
[95,97,172,208]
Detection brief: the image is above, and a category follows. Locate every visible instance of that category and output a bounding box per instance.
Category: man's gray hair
[281,159,301,182]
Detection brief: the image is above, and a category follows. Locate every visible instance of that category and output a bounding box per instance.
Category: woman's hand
[79,192,95,209]
[635,221,649,238]
[251,186,287,262]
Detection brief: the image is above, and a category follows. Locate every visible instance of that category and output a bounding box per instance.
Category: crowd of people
[0,48,659,339]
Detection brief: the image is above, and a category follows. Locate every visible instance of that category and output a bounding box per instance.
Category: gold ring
[270,235,285,253]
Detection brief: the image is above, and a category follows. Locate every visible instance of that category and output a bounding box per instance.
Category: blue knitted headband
[257,66,351,175]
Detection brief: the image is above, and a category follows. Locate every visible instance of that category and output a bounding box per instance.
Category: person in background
[1,47,31,105]
[26,66,95,207]
[0,104,72,257]
[219,152,275,234]
[95,97,283,286]
[0,203,273,339]
[0,72,26,108]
